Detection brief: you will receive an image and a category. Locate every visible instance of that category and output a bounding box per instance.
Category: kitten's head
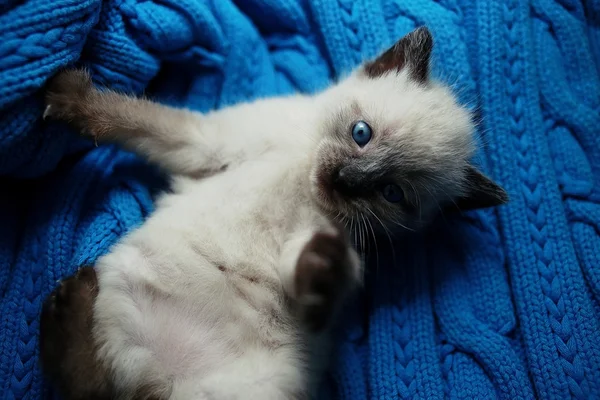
[311,27,507,231]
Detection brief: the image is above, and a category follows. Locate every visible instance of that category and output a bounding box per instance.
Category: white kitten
[39,27,507,400]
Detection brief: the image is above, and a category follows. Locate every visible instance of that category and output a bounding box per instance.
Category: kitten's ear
[363,26,433,83]
[452,166,509,211]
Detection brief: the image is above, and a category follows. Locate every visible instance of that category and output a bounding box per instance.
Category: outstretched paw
[43,69,95,132]
[295,227,358,331]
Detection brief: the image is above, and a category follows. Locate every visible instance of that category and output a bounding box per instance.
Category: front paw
[295,228,358,331]
[43,69,95,133]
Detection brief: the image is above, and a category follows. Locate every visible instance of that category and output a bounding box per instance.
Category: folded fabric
[1,0,599,399]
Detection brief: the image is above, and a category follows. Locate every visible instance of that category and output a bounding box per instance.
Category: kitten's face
[311,27,507,231]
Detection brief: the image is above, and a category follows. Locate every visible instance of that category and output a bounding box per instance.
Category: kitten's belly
[93,230,296,378]
[93,239,300,391]
[92,163,316,390]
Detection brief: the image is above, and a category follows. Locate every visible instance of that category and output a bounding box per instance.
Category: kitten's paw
[295,227,356,331]
[40,267,98,374]
[43,69,95,133]
[42,266,98,325]
[40,266,114,398]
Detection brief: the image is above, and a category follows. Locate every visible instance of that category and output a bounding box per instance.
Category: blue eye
[382,184,404,203]
[352,121,372,147]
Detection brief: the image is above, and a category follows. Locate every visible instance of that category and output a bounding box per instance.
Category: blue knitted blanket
[2,0,600,399]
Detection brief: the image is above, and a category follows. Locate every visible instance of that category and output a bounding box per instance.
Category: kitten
[39,27,507,400]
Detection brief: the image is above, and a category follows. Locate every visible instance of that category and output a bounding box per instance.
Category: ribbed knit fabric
[1,0,599,399]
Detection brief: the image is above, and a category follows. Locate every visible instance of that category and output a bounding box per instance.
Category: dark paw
[40,267,111,399]
[43,69,95,129]
[44,266,98,321]
[40,267,98,368]
[295,228,355,331]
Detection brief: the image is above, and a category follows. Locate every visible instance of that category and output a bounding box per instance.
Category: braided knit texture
[1,0,599,399]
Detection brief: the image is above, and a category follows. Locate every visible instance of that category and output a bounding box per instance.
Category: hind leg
[40,266,113,399]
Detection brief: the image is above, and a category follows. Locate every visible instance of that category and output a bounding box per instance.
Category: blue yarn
[1,0,599,399]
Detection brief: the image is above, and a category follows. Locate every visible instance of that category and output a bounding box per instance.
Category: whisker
[422,184,444,216]
[357,213,364,253]
[365,207,397,270]
[407,180,422,222]
[358,214,364,254]
[423,175,461,208]
[388,218,415,232]
[351,217,357,249]
[287,119,321,147]
[364,210,379,271]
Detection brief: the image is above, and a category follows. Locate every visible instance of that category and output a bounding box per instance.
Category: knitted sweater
[1,0,599,399]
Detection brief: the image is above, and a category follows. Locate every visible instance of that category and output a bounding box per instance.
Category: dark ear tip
[364,26,434,79]
[410,26,433,44]
[413,26,432,37]
[500,187,509,201]
[497,189,510,205]
[490,181,509,204]
[450,166,511,211]
[485,183,509,207]
[490,192,509,208]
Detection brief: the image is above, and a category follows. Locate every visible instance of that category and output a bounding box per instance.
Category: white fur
[89,67,473,399]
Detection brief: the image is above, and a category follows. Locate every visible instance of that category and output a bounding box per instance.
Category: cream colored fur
[44,29,484,399]
[87,68,472,399]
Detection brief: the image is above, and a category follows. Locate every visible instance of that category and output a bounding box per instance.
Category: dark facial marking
[364,26,433,84]
[331,161,388,198]
[332,165,366,197]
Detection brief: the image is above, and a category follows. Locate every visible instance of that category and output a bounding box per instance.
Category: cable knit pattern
[0,0,599,399]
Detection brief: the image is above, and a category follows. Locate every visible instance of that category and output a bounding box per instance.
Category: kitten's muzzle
[332,166,370,197]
